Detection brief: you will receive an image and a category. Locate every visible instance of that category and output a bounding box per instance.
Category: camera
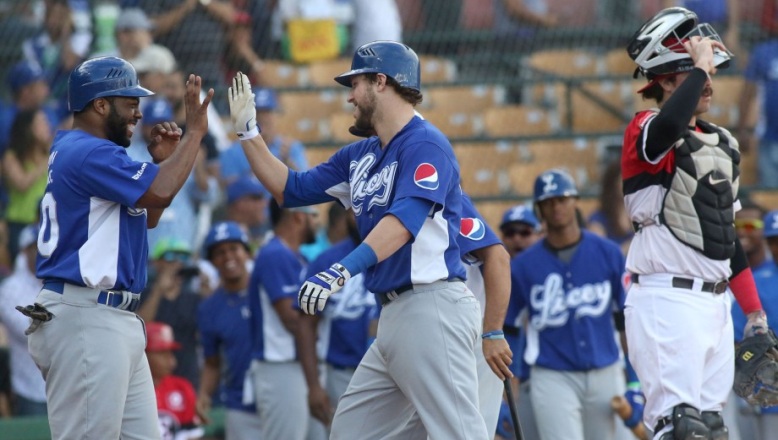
[177,265,200,278]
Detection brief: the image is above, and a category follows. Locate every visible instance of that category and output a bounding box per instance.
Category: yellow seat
[305,145,340,167]
[525,49,598,78]
[423,85,506,113]
[275,115,326,143]
[454,142,519,197]
[750,190,778,211]
[278,90,347,119]
[521,138,602,188]
[419,54,457,83]
[423,109,481,139]
[327,113,360,143]
[603,48,636,76]
[569,81,632,133]
[259,60,303,87]
[483,106,558,137]
[705,76,754,129]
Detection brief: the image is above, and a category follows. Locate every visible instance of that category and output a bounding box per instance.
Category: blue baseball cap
[203,221,251,259]
[253,87,278,111]
[7,60,46,94]
[226,176,268,204]
[142,99,174,125]
[764,210,778,238]
[500,204,540,230]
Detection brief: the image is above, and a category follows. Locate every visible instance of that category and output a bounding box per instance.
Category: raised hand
[147,121,182,164]
[184,74,214,136]
[228,72,259,140]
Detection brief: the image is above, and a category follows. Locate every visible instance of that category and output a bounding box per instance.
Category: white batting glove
[745,310,769,338]
[228,72,259,140]
[298,263,351,314]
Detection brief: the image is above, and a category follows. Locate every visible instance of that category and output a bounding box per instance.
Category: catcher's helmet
[68,56,154,112]
[202,221,250,260]
[627,7,731,79]
[533,169,579,203]
[335,41,420,91]
[145,322,181,352]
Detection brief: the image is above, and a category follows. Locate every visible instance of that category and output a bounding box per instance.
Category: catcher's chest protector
[661,121,740,260]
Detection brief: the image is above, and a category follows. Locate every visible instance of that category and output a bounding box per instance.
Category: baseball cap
[764,210,778,238]
[145,322,181,352]
[203,221,251,259]
[142,99,173,125]
[18,224,39,250]
[151,237,192,261]
[226,176,268,204]
[115,8,153,31]
[7,60,46,94]
[253,87,278,111]
[130,45,177,75]
[500,204,540,230]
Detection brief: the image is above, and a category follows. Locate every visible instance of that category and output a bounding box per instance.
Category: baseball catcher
[733,330,778,407]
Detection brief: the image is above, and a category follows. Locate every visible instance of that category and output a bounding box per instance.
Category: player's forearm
[146,208,165,228]
[140,132,204,208]
[296,315,322,389]
[152,0,197,36]
[199,358,221,398]
[474,244,511,332]
[240,136,290,203]
[363,215,412,262]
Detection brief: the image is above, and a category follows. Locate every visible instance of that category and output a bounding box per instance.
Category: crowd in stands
[0,1,778,439]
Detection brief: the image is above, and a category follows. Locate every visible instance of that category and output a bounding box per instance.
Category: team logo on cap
[460,218,485,240]
[414,163,439,190]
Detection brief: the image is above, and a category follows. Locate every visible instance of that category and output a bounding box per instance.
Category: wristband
[237,126,260,141]
[340,243,377,277]
[482,330,505,340]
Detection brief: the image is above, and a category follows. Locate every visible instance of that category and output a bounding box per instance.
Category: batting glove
[745,310,769,338]
[298,263,351,315]
[623,389,645,428]
[228,72,260,140]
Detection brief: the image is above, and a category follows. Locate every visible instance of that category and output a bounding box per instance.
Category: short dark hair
[364,73,423,106]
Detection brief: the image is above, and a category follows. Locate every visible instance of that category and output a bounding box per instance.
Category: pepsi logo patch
[414,163,439,190]
[460,218,485,240]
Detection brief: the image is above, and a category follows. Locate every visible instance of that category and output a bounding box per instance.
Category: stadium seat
[520,138,602,188]
[474,200,526,232]
[483,106,558,137]
[423,84,507,113]
[305,58,352,87]
[705,76,752,129]
[278,90,347,119]
[423,108,482,138]
[749,189,778,211]
[603,48,636,76]
[327,113,359,143]
[275,115,326,143]
[419,54,458,83]
[525,49,598,78]
[454,142,519,197]
[260,60,304,87]
[305,145,340,167]
[569,81,632,133]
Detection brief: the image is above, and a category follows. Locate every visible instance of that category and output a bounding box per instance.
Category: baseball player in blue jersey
[297,211,378,429]
[197,221,262,440]
[247,199,319,440]
[20,56,212,440]
[228,40,499,439]
[506,169,628,440]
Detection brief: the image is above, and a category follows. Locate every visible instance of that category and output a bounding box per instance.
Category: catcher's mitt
[733,330,778,406]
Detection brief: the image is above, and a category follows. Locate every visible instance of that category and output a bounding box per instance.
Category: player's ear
[92,97,110,116]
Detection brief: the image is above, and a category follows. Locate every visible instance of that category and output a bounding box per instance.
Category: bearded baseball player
[20,56,212,439]
[624,8,769,439]
[228,40,495,439]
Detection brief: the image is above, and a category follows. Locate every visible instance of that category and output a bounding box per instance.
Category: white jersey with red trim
[621,110,734,279]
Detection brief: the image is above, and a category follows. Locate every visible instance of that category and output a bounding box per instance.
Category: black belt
[631,274,728,295]
[44,281,142,312]
[376,278,465,306]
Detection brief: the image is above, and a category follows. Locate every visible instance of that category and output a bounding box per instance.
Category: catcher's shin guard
[655,404,710,440]
[701,411,728,440]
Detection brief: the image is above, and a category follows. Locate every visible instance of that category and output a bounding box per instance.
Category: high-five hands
[298,263,351,314]
[228,72,260,140]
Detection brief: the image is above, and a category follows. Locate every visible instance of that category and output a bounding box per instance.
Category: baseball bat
[503,378,524,440]
[611,395,649,440]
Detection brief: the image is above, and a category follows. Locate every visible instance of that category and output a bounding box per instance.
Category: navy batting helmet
[68,56,154,112]
[533,169,579,203]
[335,41,420,91]
[202,221,251,260]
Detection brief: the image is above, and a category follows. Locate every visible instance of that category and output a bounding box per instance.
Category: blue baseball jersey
[282,116,465,293]
[458,192,502,259]
[732,260,778,413]
[506,231,627,371]
[248,236,307,362]
[197,287,255,412]
[307,238,377,368]
[36,130,159,293]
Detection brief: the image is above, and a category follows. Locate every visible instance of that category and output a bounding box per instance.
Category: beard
[353,88,377,133]
[105,103,132,147]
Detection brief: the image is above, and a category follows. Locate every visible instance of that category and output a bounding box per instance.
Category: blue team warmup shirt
[506,231,627,371]
[248,236,307,362]
[37,129,159,293]
[307,238,377,368]
[283,116,466,293]
[458,192,502,259]
[198,287,255,412]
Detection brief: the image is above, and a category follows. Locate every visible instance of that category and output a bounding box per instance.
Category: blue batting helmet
[533,169,579,203]
[68,56,154,112]
[335,41,421,91]
[202,221,251,260]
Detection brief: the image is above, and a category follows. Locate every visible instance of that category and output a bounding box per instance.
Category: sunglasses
[159,252,191,263]
[503,227,534,238]
[735,219,764,232]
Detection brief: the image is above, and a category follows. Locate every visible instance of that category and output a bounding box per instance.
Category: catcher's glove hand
[733,329,778,407]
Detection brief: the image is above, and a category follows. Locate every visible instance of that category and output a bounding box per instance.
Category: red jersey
[156,375,204,440]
